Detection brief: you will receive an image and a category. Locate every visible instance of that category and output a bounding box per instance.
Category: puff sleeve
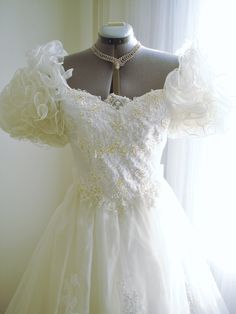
[163,41,235,138]
[0,40,74,148]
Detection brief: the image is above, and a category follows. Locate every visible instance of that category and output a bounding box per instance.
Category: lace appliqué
[117,274,146,314]
[70,89,165,214]
[61,273,80,314]
[105,93,131,110]
[76,170,103,202]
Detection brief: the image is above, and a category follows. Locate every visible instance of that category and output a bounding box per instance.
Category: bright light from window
[193,0,236,274]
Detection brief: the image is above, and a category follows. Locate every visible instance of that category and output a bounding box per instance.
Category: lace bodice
[67,86,168,211]
[0,40,232,212]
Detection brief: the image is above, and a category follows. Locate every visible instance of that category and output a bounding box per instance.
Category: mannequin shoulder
[63,48,95,72]
[62,48,97,89]
[139,46,179,72]
[63,46,179,72]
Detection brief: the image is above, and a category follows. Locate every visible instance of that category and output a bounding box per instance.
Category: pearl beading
[90,41,142,70]
[104,93,131,110]
[73,166,161,216]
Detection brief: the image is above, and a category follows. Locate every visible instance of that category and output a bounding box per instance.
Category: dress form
[63,22,179,100]
[90,23,142,96]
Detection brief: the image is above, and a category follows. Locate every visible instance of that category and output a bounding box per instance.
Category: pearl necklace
[90,41,142,69]
[90,41,142,96]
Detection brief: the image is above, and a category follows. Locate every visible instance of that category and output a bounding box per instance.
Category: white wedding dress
[0,40,231,314]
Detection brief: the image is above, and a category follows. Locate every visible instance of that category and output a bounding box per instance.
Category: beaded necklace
[90,41,142,95]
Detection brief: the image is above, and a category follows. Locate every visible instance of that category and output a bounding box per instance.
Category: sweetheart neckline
[60,58,175,106]
[66,86,165,115]
[74,87,163,103]
[62,73,165,112]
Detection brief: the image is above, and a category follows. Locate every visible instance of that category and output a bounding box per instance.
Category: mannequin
[63,22,179,101]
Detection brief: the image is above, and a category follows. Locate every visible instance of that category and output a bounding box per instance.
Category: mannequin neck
[94,34,140,57]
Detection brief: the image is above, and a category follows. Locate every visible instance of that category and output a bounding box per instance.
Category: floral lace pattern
[117,274,146,314]
[105,93,131,110]
[64,84,168,212]
[61,273,80,314]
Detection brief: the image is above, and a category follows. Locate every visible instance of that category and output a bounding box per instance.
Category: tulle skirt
[5,169,229,314]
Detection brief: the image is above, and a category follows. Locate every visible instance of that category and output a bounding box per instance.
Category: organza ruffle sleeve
[0,40,75,147]
[163,41,234,138]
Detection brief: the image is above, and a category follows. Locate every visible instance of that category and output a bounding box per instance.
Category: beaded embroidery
[75,167,161,216]
[67,88,166,213]
[117,274,146,314]
[76,170,103,202]
[104,94,130,110]
[94,142,140,158]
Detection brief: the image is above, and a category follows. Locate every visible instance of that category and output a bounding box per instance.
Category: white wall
[0,0,95,312]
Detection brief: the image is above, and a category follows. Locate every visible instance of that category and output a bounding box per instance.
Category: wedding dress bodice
[0,40,231,213]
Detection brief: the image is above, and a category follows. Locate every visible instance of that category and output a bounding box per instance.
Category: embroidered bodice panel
[0,40,232,210]
[66,87,169,208]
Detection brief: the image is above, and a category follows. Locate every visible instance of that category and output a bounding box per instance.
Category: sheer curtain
[96,0,236,312]
[186,1,236,312]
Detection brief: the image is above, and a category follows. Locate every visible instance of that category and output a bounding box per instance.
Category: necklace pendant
[91,41,142,71]
[114,61,120,70]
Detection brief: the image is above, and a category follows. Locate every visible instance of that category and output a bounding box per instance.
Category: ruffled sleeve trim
[163,40,234,138]
[0,40,75,148]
